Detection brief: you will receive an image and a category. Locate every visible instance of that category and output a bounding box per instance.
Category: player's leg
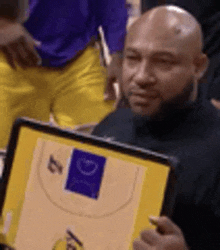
[0,52,50,148]
[51,46,114,129]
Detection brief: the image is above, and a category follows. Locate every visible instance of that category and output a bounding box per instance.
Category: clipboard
[0,118,177,250]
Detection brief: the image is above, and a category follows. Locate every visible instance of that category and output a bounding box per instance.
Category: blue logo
[65,149,106,199]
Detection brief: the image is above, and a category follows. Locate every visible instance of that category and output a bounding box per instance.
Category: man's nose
[134,60,156,87]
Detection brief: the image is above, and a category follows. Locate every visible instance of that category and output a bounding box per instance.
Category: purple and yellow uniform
[0,0,128,148]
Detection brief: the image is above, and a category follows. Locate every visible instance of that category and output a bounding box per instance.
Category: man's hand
[133,216,189,250]
[104,52,123,101]
[0,18,42,69]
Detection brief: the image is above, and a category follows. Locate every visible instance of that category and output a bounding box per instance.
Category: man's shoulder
[197,101,220,140]
[203,101,220,128]
[92,108,133,140]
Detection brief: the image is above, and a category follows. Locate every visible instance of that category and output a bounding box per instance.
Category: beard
[124,77,196,121]
[152,77,195,120]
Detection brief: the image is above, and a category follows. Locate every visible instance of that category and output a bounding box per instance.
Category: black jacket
[93,101,220,249]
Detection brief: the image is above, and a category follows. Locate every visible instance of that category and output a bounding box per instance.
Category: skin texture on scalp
[129,6,204,56]
[122,5,208,119]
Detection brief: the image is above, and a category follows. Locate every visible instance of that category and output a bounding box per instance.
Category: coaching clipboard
[0,118,177,250]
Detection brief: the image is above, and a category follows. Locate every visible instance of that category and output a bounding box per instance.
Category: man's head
[122,5,208,119]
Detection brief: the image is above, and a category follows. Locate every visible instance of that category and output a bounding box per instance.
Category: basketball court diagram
[14,139,146,249]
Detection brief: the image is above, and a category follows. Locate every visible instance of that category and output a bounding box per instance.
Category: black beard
[151,78,195,121]
[123,78,196,121]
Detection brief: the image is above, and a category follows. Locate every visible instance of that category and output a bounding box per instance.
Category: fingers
[154,216,182,235]
[19,36,42,66]
[133,238,150,250]
[1,46,16,69]
[140,229,160,245]
[8,40,31,69]
[133,217,187,250]
[0,21,42,69]
[1,36,42,69]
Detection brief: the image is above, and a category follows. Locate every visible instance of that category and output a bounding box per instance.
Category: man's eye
[125,55,139,61]
[156,59,173,64]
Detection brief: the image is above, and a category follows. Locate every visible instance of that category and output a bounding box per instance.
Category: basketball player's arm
[0,0,42,69]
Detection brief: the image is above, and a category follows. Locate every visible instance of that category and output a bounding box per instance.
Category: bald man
[92,5,220,250]
[142,0,220,108]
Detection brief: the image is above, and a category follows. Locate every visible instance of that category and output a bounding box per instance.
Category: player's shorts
[0,46,114,149]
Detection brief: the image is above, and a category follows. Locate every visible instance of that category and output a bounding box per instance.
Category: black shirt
[93,101,220,249]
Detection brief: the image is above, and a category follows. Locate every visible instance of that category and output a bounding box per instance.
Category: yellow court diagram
[1,121,172,250]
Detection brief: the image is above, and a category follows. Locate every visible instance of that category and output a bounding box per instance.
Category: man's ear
[194,53,209,80]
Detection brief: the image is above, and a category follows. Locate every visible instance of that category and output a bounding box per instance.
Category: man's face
[122,22,199,118]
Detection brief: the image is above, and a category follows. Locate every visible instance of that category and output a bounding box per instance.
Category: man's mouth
[128,89,159,99]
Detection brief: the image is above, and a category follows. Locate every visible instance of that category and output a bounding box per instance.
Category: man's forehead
[125,5,203,57]
[125,45,180,57]
[125,30,188,57]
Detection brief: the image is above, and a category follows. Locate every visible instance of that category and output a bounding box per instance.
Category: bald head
[127,5,203,56]
[122,5,208,118]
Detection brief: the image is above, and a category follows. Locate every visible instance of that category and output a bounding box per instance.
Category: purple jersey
[24,0,128,67]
